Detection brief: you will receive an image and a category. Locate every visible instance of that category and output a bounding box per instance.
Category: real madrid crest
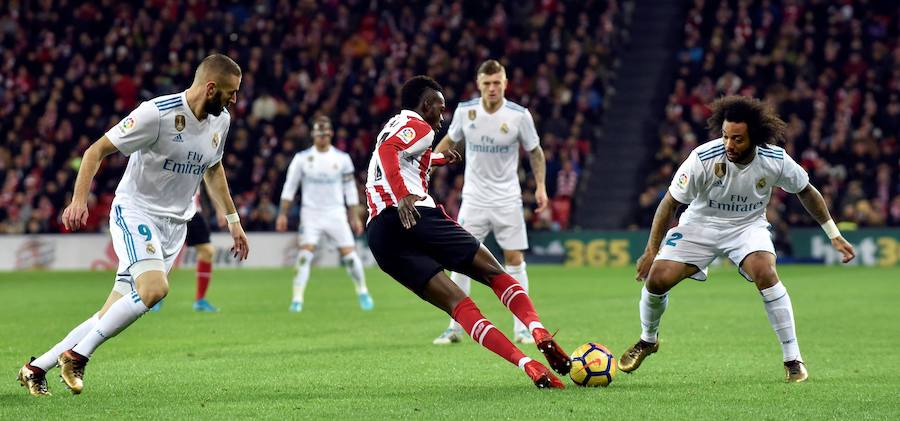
[756,177,767,189]
[212,133,220,148]
[468,109,476,121]
[146,243,156,254]
[714,163,726,178]
[175,114,186,132]
[500,122,509,134]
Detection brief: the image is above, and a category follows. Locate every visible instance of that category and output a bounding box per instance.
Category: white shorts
[457,203,528,250]
[299,208,355,248]
[109,204,187,294]
[654,221,775,281]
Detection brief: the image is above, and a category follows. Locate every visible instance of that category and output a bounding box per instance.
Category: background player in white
[432,60,547,345]
[17,54,249,396]
[276,115,371,313]
[619,96,856,383]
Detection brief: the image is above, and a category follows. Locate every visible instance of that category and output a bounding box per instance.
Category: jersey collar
[400,109,425,122]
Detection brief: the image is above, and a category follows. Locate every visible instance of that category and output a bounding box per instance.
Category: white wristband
[225,213,240,224]
[821,219,840,240]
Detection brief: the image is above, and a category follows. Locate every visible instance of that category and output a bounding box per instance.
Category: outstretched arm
[796,184,855,263]
[635,191,684,281]
[434,134,465,155]
[61,136,119,231]
[528,147,548,212]
[203,162,249,260]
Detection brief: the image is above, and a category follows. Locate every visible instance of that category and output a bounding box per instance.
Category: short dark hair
[400,76,443,110]
[707,95,786,146]
[195,54,242,81]
[477,59,506,77]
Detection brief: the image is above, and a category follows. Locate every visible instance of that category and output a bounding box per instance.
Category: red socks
[196,260,212,301]
[452,298,528,366]
[489,273,542,332]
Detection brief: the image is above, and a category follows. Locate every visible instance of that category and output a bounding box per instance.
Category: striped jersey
[364,110,438,221]
[669,139,809,227]
[105,91,230,222]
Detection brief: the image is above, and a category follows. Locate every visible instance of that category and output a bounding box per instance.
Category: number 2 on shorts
[665,232,683,247]
[138,224,152,241]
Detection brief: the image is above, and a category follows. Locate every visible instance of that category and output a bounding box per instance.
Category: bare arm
[203,162,249,260]
[435,134,464,155]
[795,183,856,263]
[635,191,684,280]
[61,136,120,231]
[528,147,548,212]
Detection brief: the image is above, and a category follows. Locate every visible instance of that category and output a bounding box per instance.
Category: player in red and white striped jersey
[364,76,571,389]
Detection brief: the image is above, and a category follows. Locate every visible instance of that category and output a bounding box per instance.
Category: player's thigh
[723,223,778,284]
[109,205,166,274]
[367,208,444,298]
[185,213,211,247]
[160,220,187,273]
[646,260,699,294]
[412,207,483,276]
[299,211,325,247]
[490,205,528,251]
[420,271,469,315]
[323,214,356,249]
[457,203,491,241]
[654,224,718,282]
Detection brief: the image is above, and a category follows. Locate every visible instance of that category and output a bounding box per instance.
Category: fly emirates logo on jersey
[708,194,764,212]
[469,135,512,154]
[163,151,208,176]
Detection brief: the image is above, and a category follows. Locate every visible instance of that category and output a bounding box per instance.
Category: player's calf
[58,349,88,394]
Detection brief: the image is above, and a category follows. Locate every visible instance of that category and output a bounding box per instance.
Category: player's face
[205,75,241,117]
[423,91,446,130]
[722,120,753,163]
[477,72,506,104]
[312,122,333,147]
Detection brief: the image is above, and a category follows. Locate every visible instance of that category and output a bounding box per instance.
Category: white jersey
[280,146,359,211]
[447,97,540,208]
[105,91,229,222]
[670,139,809,227]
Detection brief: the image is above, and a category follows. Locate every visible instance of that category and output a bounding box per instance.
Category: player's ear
[205,81,217,98]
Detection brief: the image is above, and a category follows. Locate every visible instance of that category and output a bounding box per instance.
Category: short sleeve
[668,152,704,204]
[518,109,540,151]
[775,152,810,194]
[105,102,160,156]
[342,154,355,175]
[447,106,465,143]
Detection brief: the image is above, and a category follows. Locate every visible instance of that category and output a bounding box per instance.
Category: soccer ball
[569,342,617,387]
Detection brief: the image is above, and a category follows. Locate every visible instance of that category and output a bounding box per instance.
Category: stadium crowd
[0,0,628,234]
[636,0,900,236]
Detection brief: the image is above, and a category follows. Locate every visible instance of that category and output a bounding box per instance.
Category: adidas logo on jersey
[172,133,184,142]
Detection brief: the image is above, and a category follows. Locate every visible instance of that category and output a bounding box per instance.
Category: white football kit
[280,146,360,248]
[656,140,809,280]
[104,91,229,291]
[447,98,540,250]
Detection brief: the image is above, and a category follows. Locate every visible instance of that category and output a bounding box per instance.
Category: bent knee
[196,244,215,261]
[645,264,686,294]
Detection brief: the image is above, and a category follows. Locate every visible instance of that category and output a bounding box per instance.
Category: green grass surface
[1,265,898,419]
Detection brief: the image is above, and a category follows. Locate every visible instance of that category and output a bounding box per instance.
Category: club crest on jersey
[677,173,688,187]
[146,243,156,254]
[756,177,767,190]
[468,109,476,121]
[212,133,220,148]
[500,122,509,134]
[398,127,416,144]
[308,155,314,162]
[714,163,726,178]
[175,114,186,131]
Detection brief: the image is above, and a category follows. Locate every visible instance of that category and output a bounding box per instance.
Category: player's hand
[275,214,288,232]
[61,200,89,231]
[228,223,249,260]
[350,215,364,236]
[535,185,549,213]
[398,195,423,229]
[444,149,462,164]
[832,236,856,263]
[635,249,656,281]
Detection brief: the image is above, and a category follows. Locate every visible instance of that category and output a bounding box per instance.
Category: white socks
[639,286,668,343]
[292,249,314,302]
[446,271,472,331]
[506,263,530,333]
[341,252,368,294]
[760,282,801,362]
[31,313,99,370]
[72,291,149,358]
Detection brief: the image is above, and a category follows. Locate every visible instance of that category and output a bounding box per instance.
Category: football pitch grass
[1,264,897,419]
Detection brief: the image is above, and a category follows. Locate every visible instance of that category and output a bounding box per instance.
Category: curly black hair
[707,96,787,146]
[400,75,443,110]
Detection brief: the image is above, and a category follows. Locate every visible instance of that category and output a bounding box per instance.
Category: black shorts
[185,213,212,246]
[367,206,481,298]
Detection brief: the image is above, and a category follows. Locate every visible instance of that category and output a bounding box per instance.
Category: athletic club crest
[468,109,476,120]
[756,177,767,189]
[500,122,509,134]
[175,114,186,131]
[714,163,726,178]
[212,133,220,148]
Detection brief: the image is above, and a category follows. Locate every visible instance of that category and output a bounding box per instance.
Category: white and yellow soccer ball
[569,342,617,387]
